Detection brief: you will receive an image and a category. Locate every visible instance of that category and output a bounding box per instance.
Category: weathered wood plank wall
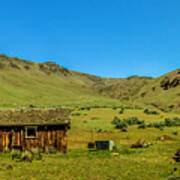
[0,126,68,152]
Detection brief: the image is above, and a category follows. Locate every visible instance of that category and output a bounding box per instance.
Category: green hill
[0,54,179,112]
[134,69,180,112]
[0,54,123,108]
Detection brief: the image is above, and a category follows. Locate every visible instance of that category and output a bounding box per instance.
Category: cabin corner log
[0,108,70,152]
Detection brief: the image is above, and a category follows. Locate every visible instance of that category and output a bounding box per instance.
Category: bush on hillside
[71,113,81,116]
[146,117,180,129]
[121,127,128,132]
[115,120,128,129]
[144,109,159,115]
[111,116,127,129]
[147,122,164,129]
[125,117,143,125]
[138,122,146,129]
[79,107,91,111]
[112,116,120,125]
[9,62,21,70]
[119,108,124,114]
[172,131,178,136]
[91,117,99,120]
[112,116,143,130]
[164,118,175,127]
[24,65,31,70]
[159,126,164,131]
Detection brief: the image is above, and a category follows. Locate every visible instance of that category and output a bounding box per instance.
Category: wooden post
[45,128,48,151]
[0,130,2,151]
[17,131,20,146]
[12,130,15,147]
[52,130,56,147]
[56,129,60,151]
[36,130,40,149]
[41,131,44,150]
[5,132,9,151]
[20,128,24,151]
[48,130,51,145]
[62,127,67,153]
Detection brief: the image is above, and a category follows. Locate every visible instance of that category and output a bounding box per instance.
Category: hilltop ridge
[0,54,179,112]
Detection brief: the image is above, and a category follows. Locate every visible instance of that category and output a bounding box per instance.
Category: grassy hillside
[0,53,180,179]
[0,54,179,112]
[0,54,124,108]
[134,69,180,112]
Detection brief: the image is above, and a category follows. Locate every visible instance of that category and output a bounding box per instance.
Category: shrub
[112,116,142,129]
[79,107,91,111]
[97,129,102,133]
[29,104,36,108]
[48,149,57,154]
[92,105,100,108]
[172,131,178,136]
[33,151,43,160]
[164,118,175,127]
[159,126,164,131]
[71,113,81,116]
[151,122,164,129]
[147,123,153,128]
[146,117,180,129]
[115,120,128,129]
[9,62,20,70]
[160,76,170,90]
[125,117,140,125]
[121,127,128,132]
[24,65,31,70]
[119,108,124,114]
[138,122,146,129]
[91,117,99,120]
[144,109,159,115]
[112,116,120,125]
[79,107,85,111]
[12,152,21,160]
[6,164,13,170]
[173,117,180,126]
[169,104,174,109]
[121,97,129,101]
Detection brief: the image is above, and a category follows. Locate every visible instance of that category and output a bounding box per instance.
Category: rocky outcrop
[39,62,71,76]
[160,75,180,90]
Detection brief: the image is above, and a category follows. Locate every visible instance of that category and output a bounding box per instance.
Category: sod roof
[0,108,70,126]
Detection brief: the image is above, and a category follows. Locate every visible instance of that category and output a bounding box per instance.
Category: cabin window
[25,126,37,138]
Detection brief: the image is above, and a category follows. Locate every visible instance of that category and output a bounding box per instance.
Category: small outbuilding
[0,108,70,153]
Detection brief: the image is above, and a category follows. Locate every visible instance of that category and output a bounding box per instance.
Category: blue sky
[0,0,180,78]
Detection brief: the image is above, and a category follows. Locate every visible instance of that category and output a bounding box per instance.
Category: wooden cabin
[0,108,70,153]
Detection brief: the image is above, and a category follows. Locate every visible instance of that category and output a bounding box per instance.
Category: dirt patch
[156,135,175,141]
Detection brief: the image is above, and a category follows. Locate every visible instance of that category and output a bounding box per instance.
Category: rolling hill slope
[0,54,179,112]
[0,54,124,108]
[134,69,180,112]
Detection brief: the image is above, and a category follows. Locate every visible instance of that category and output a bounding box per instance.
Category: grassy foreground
[1,108,180,180]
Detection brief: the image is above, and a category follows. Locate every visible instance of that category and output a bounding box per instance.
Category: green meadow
[1,107,180,180]
[0,56,180,179]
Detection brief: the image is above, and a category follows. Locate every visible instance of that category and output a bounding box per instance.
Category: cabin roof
[0,108,70,126]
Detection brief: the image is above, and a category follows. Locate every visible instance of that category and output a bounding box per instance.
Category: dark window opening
[26,126,37,138]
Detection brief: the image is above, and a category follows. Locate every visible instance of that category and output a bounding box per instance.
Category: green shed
[95,140,114,151]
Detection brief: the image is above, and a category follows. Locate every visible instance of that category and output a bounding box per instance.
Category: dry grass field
[0,107,180,180]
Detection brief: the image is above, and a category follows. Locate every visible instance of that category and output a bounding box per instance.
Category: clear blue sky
[0,0,180,78]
